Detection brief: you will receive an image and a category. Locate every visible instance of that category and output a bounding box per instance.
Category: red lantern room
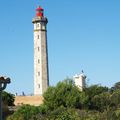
[36,6,44,17]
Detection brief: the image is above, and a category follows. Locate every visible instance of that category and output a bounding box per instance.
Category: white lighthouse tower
[32,6,49,95]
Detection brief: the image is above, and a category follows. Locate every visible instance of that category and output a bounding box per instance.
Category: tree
[31,107,81,120]
[8,79,120,119]
[85,85,108,98]
[111,82,120,92]
[47,107,80,120]
[43,79,88,110]
[91,92,111,112]
[110,90,120,108]
[7,105,41,120]
[2,91,15,119]
[2,91,15,106]
[85,85,109,109]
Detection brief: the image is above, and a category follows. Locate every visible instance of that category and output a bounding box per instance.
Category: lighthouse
[32,6,49,95]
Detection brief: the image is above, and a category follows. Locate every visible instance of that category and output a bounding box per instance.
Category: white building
[32,6,49,95]
[73,71,86,91]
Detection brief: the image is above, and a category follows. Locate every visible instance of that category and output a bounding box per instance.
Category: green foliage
[85,85,109,109]
[112,108,120,119]
[7,79,120,120]
[2,91,15,106]
[85,85,108,99]
[38,104,48,114]
[30,107,105,120]
[111,82,120,92]
[43,79,88,110]
[110,90,120,108]
[1,91,15,119]
[91,92,111,112]
[7,105,40,120]
[47,107,80,120]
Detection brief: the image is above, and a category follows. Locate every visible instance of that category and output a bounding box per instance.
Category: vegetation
[2,91,15,119]
[7,79,120,120]
[43,79,87,110]
[2,91,15,106]
[7,105,40,120]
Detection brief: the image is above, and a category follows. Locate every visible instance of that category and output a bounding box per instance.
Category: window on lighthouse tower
[37,23,39,27]
[38,35,39,39]
[38,59,40,63]
[38,72,40,76]
[38,84,40,88]
[38,47,40,51]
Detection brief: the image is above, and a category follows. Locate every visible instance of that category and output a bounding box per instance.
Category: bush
[7,105,40,120]
[43,79,88,110]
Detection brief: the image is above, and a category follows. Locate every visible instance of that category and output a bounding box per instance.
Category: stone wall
[14,96,43,106]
